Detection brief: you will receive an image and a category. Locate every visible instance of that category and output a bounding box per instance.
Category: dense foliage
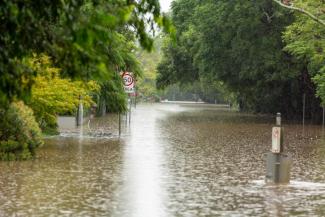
[282,0,325,107]
[27,54,99,134]
[0,0,170,159]
[0,0,171,107]
[0,101,43,160]
[314,74,325,107]
[157,0,324,121]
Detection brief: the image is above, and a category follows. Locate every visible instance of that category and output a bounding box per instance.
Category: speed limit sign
[121,72,135,93]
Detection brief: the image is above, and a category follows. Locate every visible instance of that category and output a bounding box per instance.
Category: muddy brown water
[0,103,325,216]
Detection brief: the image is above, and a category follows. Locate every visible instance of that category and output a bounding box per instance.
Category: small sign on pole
[121,72,135,93]
[272,127,281,153]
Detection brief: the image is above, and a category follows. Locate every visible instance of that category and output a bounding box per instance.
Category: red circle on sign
[122,72,134,87]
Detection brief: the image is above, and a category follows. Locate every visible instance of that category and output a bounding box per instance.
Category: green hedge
[0,101,43,160]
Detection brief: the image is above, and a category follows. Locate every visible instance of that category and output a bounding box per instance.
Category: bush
[26,54,99,134]
[0,101,43,160]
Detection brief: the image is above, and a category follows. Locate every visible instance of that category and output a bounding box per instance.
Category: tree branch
[272,0,325,27]
[262,8,275,23]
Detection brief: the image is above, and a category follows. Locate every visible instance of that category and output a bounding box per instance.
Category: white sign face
[272,127,281,153]
[121,72,135,93]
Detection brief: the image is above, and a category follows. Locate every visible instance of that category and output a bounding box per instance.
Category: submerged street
[1,104,325,216]
[1,0,324,216]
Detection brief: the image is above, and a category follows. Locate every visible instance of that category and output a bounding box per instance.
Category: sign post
[121,72,135,125]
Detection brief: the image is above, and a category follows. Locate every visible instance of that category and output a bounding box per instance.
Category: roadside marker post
[265,113,292,184]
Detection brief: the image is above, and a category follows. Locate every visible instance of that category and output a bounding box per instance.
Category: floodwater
[1,103,325,217]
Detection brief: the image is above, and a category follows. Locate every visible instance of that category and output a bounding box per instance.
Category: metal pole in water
[76,95,84,126]
[118,112,121,137]
[129,97,131,125]
[265,112,292,184]
[134,88,137,109]
[276,112,281,126]
[125,104,128,126]
[323,106,325,128]
[322,106,325,137]
[302,93,306,127]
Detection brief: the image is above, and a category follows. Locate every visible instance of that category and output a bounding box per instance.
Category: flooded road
[1,104,325,216]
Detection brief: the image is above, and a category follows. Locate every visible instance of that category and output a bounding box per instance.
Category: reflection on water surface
[0,104,325,216]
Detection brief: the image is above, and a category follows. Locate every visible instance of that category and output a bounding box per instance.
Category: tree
[281,0,325,113]
[272,0,325,26]
[0,0,171,107]
[157,0,323,120]
[314,74,325,107]
[0,0,172,160]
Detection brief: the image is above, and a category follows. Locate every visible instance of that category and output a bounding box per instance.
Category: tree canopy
[157,0,324,121]
[0,0,171,107]
[281,0,325,106]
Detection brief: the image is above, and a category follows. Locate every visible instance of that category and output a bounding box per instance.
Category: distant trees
[136,36,167,101]
[157,0,324,121]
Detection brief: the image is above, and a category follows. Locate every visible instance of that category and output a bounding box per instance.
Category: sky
[159,0,173,12]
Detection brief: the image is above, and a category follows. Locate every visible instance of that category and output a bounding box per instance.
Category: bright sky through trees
[160,0,172,12]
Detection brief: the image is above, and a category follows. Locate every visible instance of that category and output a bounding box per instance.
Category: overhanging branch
[272,0,325,27]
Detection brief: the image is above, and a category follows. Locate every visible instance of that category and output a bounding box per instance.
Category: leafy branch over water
[272,0,325,26]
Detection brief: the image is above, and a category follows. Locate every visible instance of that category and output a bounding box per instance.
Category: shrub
[0,101,43,160]
[26,54,99,134]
